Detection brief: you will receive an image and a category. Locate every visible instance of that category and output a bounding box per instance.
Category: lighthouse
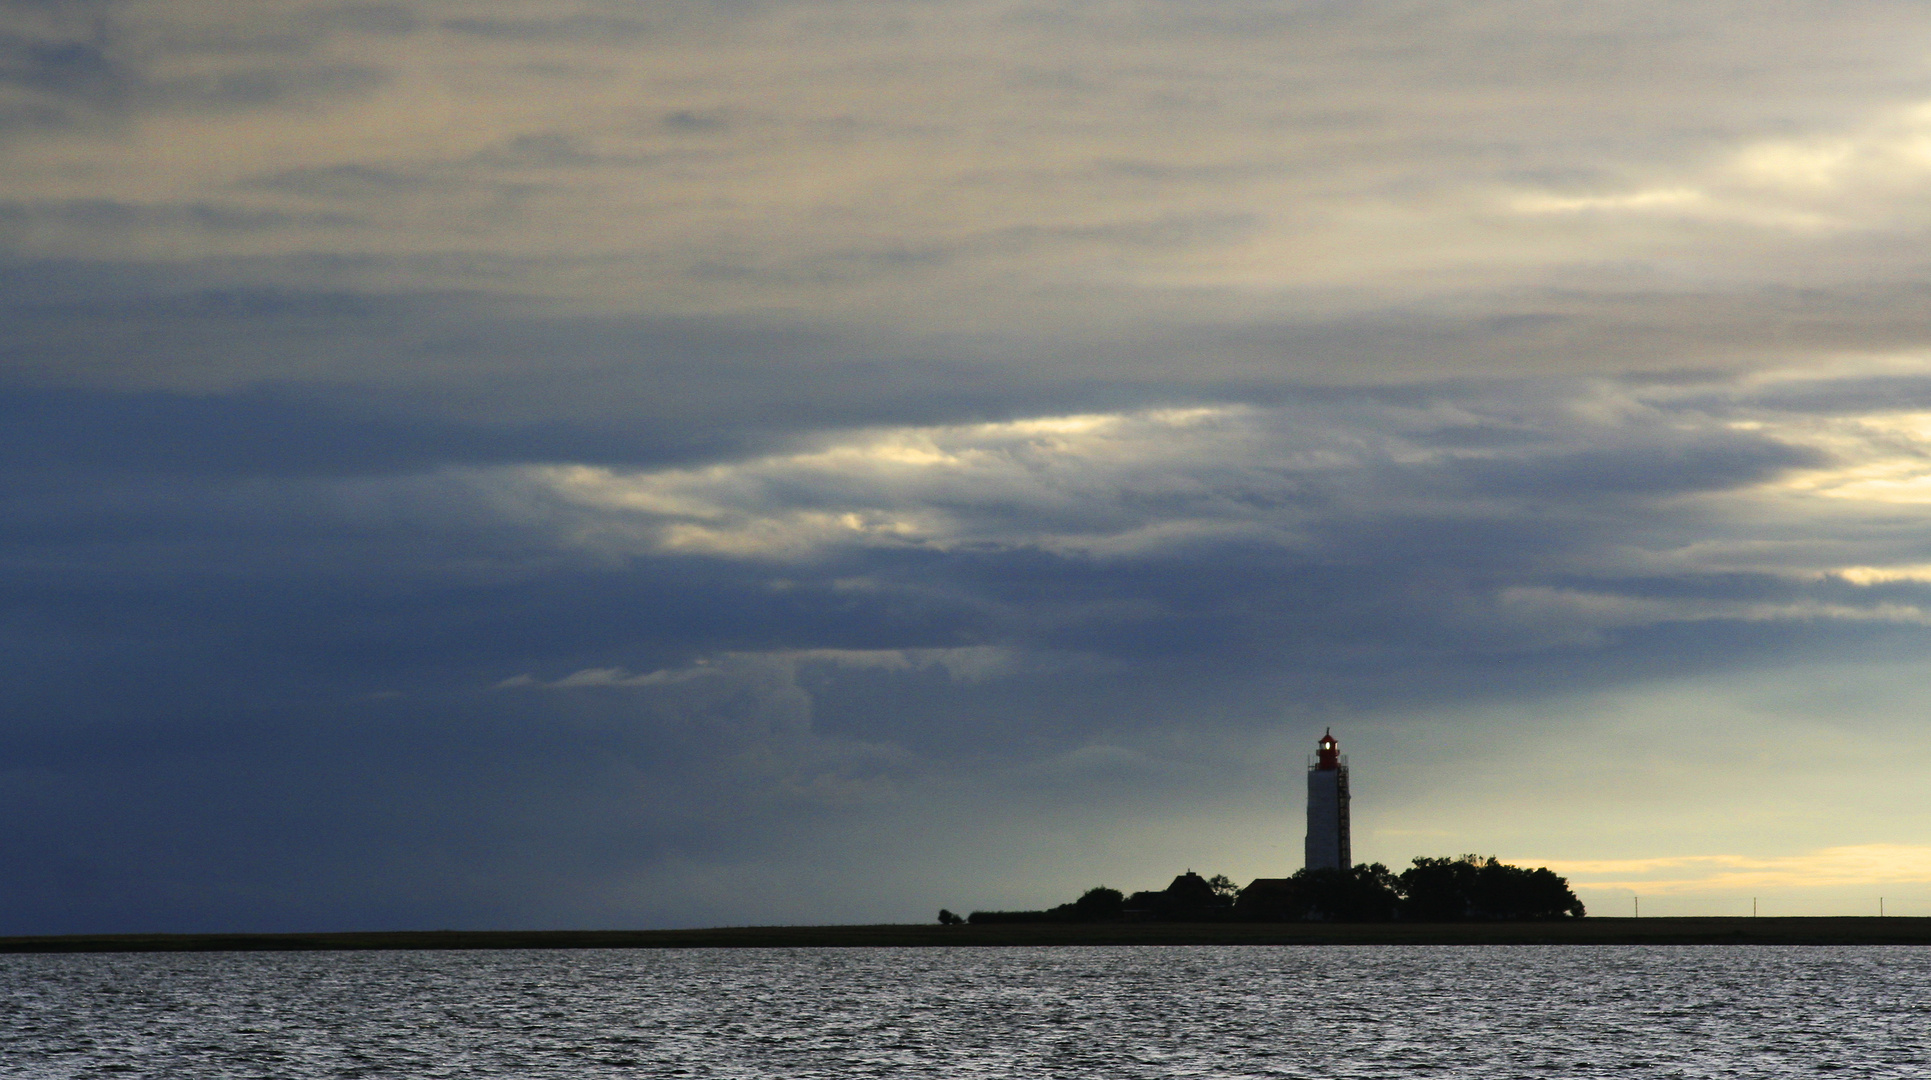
[1304,728,1351,871]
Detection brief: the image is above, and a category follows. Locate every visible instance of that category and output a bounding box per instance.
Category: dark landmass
[5,918,1931,953]
[971,857,1586,926]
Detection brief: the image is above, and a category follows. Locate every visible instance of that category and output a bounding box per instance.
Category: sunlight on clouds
[479,379,1931,642]
[1732,140,1859,191]
[502,406,1270,559]
[18,2,1931,932]
[1759,411,1931,504]
[1357,657,1931,918]
[1832,565,1931,586]
[1544,844,1931,893]
[655,511,934,559]
[1593,387,1931,585]
[1508,98,1931,236]
[14,0,1931,356]
[1510,187,1707,215]
[1731,101,1931,194]
[1497,587,1931,630]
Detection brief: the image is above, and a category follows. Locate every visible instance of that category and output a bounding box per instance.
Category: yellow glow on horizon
[1538,844,1931,893]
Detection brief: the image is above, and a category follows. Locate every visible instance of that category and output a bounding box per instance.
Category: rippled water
[1,945,1927,1077]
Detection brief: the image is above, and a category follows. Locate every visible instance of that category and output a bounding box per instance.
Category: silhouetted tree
[1071,886,1125,921]
[1398,855,1585,920]
[967,856,1583,928]
[1296,863,1402,921]
[1235,864,1400,921]
[937,909,963,925]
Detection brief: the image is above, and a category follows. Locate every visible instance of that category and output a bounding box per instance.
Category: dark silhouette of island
[10,917,1931,952]
[962,855,1585,925]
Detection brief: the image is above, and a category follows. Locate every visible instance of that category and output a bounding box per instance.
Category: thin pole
[1634,895,1639,918]
[1752,897,1757,917]
[1880,897,1885,917]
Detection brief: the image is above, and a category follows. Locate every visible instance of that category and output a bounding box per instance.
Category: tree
[937,909,963,925]
[1071,886,1125,921]
[1398,855,1585,920]
[1295,863,1401,921]
[1236,864,1400,921]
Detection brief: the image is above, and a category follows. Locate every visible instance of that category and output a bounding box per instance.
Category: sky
[6,0,1931,932]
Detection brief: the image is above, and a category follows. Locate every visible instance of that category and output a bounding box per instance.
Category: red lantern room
[1315,728,1340,770]
[1305,727,1351,870]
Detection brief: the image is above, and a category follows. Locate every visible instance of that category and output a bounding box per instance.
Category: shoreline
[5,917,1931,952]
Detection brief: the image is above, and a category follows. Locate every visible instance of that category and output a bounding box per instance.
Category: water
[1,946,1927,1077]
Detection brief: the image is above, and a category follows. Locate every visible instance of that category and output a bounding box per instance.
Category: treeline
[958,856,1585,925]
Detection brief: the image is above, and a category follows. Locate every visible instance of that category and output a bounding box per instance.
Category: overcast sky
[7,0,1931,932]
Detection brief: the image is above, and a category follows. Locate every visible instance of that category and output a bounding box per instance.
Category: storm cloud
[7,0,1931,931]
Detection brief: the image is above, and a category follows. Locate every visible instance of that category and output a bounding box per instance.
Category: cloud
[458,377,1931,606]
[0,0,1926,386]
[1545,844,1931,893]
[0,0,402,141]
[0,197,358,237]
[11,1,1931,932]
[0,2,130,126]
[437,13,656,43]
[1509,99,1931,235]
[494,407,1282,559]
[502,646,1019,690]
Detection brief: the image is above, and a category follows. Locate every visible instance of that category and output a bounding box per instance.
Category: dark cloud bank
[7,0,1931,930]
[5,335,1929,930]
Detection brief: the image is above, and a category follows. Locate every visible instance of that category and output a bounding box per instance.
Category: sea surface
[1,945,1927,1077]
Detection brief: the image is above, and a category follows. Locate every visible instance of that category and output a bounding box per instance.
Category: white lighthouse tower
[1304,728,1351,871]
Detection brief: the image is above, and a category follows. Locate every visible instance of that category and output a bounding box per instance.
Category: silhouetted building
[1304,728,1350,871]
